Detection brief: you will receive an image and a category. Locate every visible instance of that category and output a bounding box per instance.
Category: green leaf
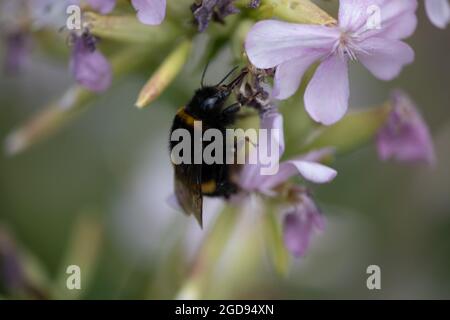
[300,104,391,156]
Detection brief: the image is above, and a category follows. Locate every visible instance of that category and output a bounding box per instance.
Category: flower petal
[376,0,418,39]
[358,37,414,81]
[4,31,31,74]
[376,90,436,165]
[257,151,337,191]
[339,0,375,32]
[425,0,450,29]
[260,109,285,156]
[304,55,349,125]
[339,0,418,40]
[245,20,337,69]
[283,194,325,257]
[70,37,112,92]
[283,212,311,257]
[287,161,337,184]
[238,109,285,192]
[131,0,166,25]
[273,51,322,100]
[86,0,116,14]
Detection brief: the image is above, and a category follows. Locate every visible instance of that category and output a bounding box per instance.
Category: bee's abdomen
[170,107,237,199]
[175,107,197,127]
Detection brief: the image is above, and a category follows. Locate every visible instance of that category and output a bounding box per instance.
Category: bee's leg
[222,103,241,116]
[221,103,242,125]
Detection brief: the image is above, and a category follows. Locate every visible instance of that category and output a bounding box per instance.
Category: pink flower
[425,0,450,28]
[245,0,418,125]
[3,31,31,74]
[283,191,325,258]
[237,109,335,257]
[376,90,435,165]
[86,0,116,14]
[238,110,337,195]
[86,0,166,25]
[70,32,112,92]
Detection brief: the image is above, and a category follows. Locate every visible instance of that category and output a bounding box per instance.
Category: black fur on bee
[169,67,248,226]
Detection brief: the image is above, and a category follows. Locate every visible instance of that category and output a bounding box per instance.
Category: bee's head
[190,86,231,113]
[187,67,248,114]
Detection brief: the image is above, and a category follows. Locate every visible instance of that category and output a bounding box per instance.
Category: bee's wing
[174,164,203,227]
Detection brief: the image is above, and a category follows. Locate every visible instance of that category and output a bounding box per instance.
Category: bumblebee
[169,67,248,227]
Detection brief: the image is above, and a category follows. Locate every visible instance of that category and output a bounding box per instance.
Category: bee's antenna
[201,61,210,88]
[216,66,239,87]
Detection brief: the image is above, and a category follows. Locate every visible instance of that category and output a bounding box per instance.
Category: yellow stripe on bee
[201,180,217,194]
[177,107,197,126]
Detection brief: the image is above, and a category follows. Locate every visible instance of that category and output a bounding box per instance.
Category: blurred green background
[0,2,450,299]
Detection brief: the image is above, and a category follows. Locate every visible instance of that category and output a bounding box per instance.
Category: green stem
[175,206,239,299]
[85,13,183,43]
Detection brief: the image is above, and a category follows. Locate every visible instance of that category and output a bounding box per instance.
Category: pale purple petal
[239,118,336,194]
[238,156,264,192]
[259,160,336,190]
[358,37,414,81]
[245,20,337,69]
[339,0,418,40]
[283,194,325,257]
[290,161,337,184]
[238,109,284,192]
[376,90,435,165]
[375,0,418,40]
[273,51,322,100]
[86,0,116,14]
[339,0,376,32]
[425,0,450,28]
[304,55,349,126]
[131,0,166,25]
[70,35,112,92]
[283,213,311,257]
[260,109,285,156]
[256,149,337,191]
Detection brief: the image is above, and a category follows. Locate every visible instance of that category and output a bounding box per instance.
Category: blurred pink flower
[3,31,31,74]
[245,0,418,125]
[376,90,435,165]
[425,0,450,28]
[86,0,166,25]
[70,32,112,92]
[283,191,325,258]
[86,0,116,14]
